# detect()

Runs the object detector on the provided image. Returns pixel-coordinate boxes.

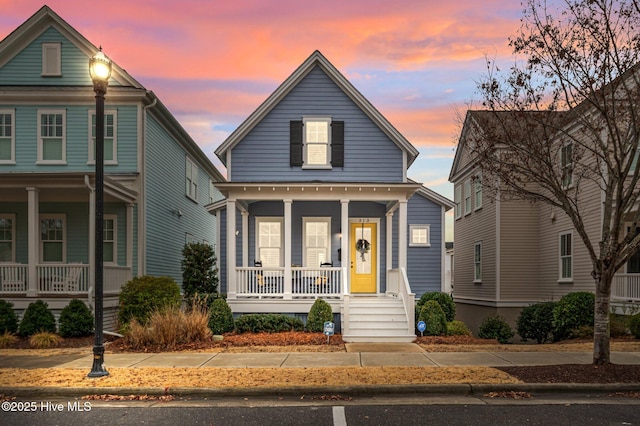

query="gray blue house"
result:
[0,6,224,329]
[209,51,454,342]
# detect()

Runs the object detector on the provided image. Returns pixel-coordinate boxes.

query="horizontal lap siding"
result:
[145,116,217,285]
[407,195,443,296]
[230,67,403,182]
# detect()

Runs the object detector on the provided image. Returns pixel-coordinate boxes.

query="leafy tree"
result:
[181,242,218,301]
[470,0,640,364]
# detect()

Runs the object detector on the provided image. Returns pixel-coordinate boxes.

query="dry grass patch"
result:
[0,366,521,389]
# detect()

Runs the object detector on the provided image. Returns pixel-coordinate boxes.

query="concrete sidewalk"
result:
[2,343,640,369]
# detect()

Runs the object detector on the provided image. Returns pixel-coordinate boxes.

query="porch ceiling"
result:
[214,182,422,202]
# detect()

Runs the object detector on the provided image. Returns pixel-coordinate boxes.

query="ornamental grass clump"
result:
[0,331,17,349]
[29,331,61,349]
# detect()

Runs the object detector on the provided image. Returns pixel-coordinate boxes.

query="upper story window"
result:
[290,119,344,168]
[0,214,15,262]
[454,185,461,219]
[42,42,61,76]
[186,157,198,202]
[89,110,117,164]
[209,180,216,204]
[410,224,431,247]
[464,179,472,215]
[474,173,482,210]
[474,241,482,282]
[37,110,66,164]
[561,143,573,188]
[0,110,15,164]
[559,231,573,281]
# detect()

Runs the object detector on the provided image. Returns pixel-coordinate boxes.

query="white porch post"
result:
[386,210,394,272]
[340,200,349,288]
[241,210,249,267]
[283,199,292,299]
[26,187,39,296]
[398,199,408,271]
[226,199,237,299]
[126,203,134,270]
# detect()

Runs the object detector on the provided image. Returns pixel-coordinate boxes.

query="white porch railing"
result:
[235,266,343,299]
[387,268,416,334]
[612,274,640,301]
[0,264,28,292]
[104,265,133,293]
[38,264,89,294]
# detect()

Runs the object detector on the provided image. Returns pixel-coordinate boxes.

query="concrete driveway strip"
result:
[425,352,514,367]
[282,352,361,368]
[360,352,438,367]
[202,353,288,368]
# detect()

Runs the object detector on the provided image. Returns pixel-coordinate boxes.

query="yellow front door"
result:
[350,222,377,293]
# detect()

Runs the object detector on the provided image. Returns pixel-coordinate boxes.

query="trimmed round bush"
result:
[446,320,472,336]
[630,313,640,339]
[416,292,456,322]
[516,302,557,343]
[478,315,514,344]
[418,300,448,336]
[306,299,333,332]
[118,276,181,329]
[552,292,595,341]
[0,299,19,334]
[18,300,56,337]
[59,299,94,338]
[209,297,234,335]
[234,314,304,333]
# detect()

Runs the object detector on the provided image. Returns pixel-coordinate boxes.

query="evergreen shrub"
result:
[18,300,56,337]
[117,276,181,329]
[478,315,514,344]
[306,299,333,332]
[418,300,448,336]
[0,299,19,334]
[58,299,94,338]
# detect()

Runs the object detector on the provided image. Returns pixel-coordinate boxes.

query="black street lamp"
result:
[88,47,112,378]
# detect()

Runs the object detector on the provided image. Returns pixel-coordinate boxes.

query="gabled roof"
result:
[415,185,455,211]
[215,50,420,167]
[0,5,143,89]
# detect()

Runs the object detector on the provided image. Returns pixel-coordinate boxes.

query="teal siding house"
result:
[0,7,224,329]
[210,51,454,342]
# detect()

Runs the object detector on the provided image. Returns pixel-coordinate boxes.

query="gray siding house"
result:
[0,6,224,329]
[209,51,454,342]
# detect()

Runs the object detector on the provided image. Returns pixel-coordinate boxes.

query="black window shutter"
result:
[331,121,344,167]
[290,120,303,166]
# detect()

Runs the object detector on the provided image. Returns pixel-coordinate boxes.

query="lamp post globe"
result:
[88,47,112,378]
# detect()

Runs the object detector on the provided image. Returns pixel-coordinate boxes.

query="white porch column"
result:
[226,199,237,299]
[241,210,249,267]
[340,200,349,290]
[26,187,39,296]
[398,199,408,271]
[126,203,134,271]
[283,199,292,299]
[386,210,394,272]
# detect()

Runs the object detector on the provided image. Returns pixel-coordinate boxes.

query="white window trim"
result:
[103,215,117,265]
[209,179,215,204]
[561,142,573,189]
[37,109,66,164]
[255,217,284,267]
[39,214,66,263]
[88,110,118,165]
[558,231,573,282]
[454,185,461,219]
[186,157,198,202]
[474,172,482,210]
[0,109,15,164]
[474,241,482,283]
[302,116,332,169]
[41,42,61,77]
[303,217,331,266]
[409,224,431,247]
[464,179,472,215]
[0,214,16,263]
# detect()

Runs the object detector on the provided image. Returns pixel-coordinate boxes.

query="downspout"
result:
[140,95,158,276]
[84,175,95,312]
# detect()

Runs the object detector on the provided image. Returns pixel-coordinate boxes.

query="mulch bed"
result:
[498,364,640,384]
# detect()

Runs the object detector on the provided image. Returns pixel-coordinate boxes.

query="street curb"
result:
[1,383,639,398]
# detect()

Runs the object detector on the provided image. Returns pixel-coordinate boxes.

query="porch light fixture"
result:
[88,47,112,378]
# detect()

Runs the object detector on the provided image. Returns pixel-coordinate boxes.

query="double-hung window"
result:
[559,231,573,281]
[464,179,472,215]
[257,218,283,267]
[410,224,431,247]
[103,216,116,264]
[0,110,15,164]
[38,110,66,164]
[40,215,65,262]
[89,110,117,164]
[0,214,15,262]
[474,242,482,282]
[304,218,330,266]
[454,185,461,219]
[474,173,482,210]
[186,157,198,201]
[561,143,573,188]
[304,117,331,168]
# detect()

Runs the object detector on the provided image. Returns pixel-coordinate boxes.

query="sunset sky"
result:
[1,1,539,240]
